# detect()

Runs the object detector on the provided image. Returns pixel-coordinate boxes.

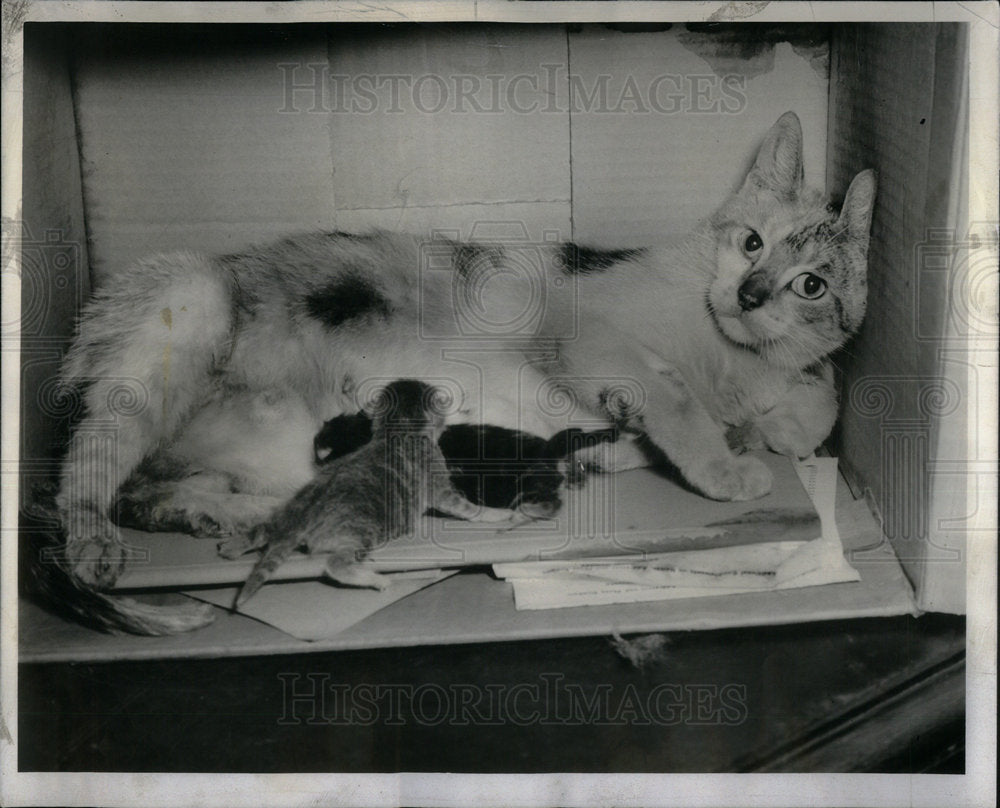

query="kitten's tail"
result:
[235,527,295,607]
[22,497,216,636]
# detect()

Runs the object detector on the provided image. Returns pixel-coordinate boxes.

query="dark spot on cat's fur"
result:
[453,243,504,279]
[305,275,390,329]
[559,243,644,275]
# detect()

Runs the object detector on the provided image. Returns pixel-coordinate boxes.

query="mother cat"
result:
[54,112,875,626]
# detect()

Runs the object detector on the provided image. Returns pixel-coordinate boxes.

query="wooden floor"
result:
[19,613,964,773]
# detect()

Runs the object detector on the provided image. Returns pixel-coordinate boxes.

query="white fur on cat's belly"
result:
[169,390,320,496]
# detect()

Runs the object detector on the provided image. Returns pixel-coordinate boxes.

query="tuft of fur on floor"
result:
[609,632,671,669]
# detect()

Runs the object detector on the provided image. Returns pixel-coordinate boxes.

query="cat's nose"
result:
[738,272,771,311]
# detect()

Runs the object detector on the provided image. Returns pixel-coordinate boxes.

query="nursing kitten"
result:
[50,111,875,633]
[218,380,519,605]
[315,414,619,515]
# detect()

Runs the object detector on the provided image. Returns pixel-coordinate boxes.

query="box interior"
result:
[18,21,968,659]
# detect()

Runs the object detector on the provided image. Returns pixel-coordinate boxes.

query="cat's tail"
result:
[22,496,216,636]
[234,525,295,607]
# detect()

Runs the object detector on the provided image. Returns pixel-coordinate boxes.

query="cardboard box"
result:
[14,20,979,661]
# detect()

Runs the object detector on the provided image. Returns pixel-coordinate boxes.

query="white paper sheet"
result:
[494,457,860,610]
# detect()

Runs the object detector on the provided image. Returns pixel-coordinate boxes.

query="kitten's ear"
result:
[743,111,804,197]
[838,169,878,249]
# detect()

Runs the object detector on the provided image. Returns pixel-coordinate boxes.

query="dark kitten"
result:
[315,414,619,514]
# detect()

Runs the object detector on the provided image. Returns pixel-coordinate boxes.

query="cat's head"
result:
[707,112,876,369]
[369,379,448,433]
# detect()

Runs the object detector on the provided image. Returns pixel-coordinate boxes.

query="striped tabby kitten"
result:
[219,380,519,604]
[49,111,874,633]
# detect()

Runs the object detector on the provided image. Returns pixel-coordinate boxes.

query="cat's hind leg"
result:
[116,472,286,537]
[56,252,234,586]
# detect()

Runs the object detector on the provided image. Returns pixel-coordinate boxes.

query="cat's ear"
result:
[743,111,804,197]
[838,169,878,249]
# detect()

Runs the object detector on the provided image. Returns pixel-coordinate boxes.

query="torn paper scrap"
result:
[495,456,859,610]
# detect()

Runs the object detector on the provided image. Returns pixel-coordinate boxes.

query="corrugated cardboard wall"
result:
[19,25,91,474]
[827,23,968,613]
[70,25,339,279]
[67,23,829,279]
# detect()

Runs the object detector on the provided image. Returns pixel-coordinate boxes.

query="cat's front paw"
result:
[690,455,772,501]
[725,423,765,455]
[757,417,822,459]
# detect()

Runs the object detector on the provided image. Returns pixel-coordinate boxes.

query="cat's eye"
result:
[743,231,764,256]
[790,272,827,299]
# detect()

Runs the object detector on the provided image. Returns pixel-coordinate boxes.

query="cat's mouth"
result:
[712,304,794,357]
[708,281,781,349]
[713,310,760,347]
[714,308,830,369]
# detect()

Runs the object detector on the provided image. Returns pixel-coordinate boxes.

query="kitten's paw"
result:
[519,499,560,520]
[218,524,268,559]
[691,455,772,501]
[325,562,391,590]
[570,438,647,475]
[217,535,254,559]
[493,500,560,532]
[466,505,523,523]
